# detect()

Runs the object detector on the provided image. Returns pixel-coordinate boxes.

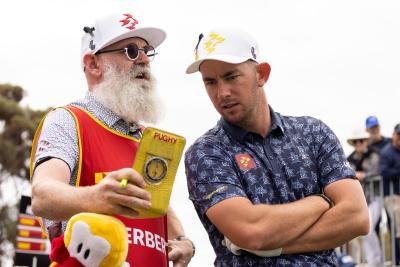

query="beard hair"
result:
[92,63,163,124]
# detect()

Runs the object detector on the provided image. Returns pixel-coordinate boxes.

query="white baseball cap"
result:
[81,12,166,68]
[186,28,260,74]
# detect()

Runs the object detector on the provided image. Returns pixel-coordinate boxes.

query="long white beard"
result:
[92,64,163,124]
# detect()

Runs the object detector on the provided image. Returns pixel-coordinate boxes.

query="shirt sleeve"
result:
[33,108,78,174]
[313,119,356,187]
[185,137,247,216]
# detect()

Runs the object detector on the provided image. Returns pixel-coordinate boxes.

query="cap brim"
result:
[186,54,252,74]
[347,137,368,145]
[97,27,166,53]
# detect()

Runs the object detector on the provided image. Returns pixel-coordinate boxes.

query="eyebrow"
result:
[203,69,240,82]
[221,70,239,78]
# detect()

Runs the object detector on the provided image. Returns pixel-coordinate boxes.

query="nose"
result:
[135,50,150,65]
[217,81,231,99]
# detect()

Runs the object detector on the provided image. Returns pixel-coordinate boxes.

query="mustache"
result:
[128,65,152,81]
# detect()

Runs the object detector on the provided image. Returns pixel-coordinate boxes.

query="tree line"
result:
[0,83,50,262]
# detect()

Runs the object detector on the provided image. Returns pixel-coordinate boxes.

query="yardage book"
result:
[132,127,186,218]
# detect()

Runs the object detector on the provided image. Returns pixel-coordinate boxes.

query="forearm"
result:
[167,207,186,238]
[282,181,369,253]
[251,195,329,249]
[166,206,195,262]
[32,178,92,221]
[282,203,364,253]
[209,195,329,251]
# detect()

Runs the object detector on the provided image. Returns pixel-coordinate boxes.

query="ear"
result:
[83,53,102,78]
[256,62,271,87]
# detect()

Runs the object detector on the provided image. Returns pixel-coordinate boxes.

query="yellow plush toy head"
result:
[64,213,128,267]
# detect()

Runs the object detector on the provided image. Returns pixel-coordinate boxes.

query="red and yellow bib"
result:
[31,105,168,267]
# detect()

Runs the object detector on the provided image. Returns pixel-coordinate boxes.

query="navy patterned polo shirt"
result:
[185,107,355,267]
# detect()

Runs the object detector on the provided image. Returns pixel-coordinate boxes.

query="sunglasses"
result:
[96,43,157,61]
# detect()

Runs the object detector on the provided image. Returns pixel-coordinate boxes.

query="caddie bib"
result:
[38,105,169,267]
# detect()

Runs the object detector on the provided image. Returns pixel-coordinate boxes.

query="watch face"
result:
[144,157,168,183]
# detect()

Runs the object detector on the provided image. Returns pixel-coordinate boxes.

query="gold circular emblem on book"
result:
[144,157,168,183]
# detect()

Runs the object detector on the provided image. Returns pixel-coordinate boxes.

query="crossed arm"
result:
[282,178,369,253]
[206,178,369,253]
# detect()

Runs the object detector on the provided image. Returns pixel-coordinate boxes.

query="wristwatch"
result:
[174,235,196,257]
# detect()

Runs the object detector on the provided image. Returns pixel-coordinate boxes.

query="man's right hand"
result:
[32,159,151,221]
[89,168,151,217]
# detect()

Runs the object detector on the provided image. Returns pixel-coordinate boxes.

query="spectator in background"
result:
[347,129,380,182]
[380,123,400,265]
[347,128,382,265]
[366,116,391,153]
[380,123,400,196]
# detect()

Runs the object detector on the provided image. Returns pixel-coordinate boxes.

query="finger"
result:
[112,204,140,218]
[109,168,146,188]
[113,192,151,210]
[117,183,151,201]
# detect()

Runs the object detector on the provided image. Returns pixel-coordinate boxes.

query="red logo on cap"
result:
[120,13,138,30]
[235,153,256,171]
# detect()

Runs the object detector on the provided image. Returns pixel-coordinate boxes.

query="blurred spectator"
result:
[347,128,380,183]
[380,123,400,265]
[380,123,400,196]
[366,116,391,153]
[347,128,383,265]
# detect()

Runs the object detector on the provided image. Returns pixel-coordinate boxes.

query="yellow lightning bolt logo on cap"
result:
[204,33,225,55]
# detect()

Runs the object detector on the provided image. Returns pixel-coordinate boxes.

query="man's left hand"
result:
[168,238,194,267]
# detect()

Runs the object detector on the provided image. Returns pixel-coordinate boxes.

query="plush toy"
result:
[49,213,128,267]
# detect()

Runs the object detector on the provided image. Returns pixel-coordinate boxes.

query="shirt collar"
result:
[83,91,127,128]
[218,106,284,142]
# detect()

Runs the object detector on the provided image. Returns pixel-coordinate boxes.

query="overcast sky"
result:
[1,0,400,266]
